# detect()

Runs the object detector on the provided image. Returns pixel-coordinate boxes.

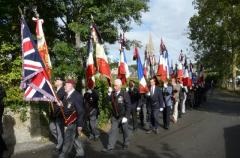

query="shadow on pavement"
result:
[12,128,183,158]
[224,125,240,158]
[84,142,182,158]
[195,90,240,116]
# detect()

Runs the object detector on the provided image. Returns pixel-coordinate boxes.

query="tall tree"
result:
[0,0,149,107]
[188,0,240,90]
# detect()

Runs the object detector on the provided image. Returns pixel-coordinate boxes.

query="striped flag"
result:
[91,24,111,83]
[118,49,130,85]
[157,39,168,81]
[133,47,149,93]
[157,53,167,81]
[118,33,130,85]
[20,18,56,102]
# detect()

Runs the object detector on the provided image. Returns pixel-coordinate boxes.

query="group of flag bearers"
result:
[19,9,208,158]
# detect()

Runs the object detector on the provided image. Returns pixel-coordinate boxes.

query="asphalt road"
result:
[12,89,240,158]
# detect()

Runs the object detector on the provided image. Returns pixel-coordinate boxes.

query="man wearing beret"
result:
[59,79,85,158]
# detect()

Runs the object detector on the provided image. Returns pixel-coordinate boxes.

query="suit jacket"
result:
[84,89,99,116]
[128,87,139,109]
[63,90,85,127]
[163,86,173,107]
[51,87,66,118]
[109,90,130,119]
[149,86,164,109]
[57,87,66,101]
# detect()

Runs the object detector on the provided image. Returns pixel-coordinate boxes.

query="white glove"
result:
[159,108,164,112]
[121,117,128,124]
[147,92,151,96]
[57,101,63,107]
[108,87,113,92]
[87,89,92,93]
[126,87,129,92]
[137,107,141,111]
[108,87,113,95]
[164,83,167,88]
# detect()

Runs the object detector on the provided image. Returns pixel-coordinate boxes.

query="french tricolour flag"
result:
[118,49,130,85]
[133,47,149,93]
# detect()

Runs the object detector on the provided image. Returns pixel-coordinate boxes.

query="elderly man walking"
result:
[102,79,131,152]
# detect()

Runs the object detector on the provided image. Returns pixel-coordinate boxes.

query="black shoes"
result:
[146,128,159,134]
[164,125,169,130]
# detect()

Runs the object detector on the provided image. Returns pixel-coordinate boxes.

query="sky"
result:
[107,0,197,65]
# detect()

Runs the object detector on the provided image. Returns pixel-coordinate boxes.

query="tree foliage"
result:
[0,0,149,124]
[188,0,240,88]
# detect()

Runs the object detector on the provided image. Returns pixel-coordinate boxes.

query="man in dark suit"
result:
[59,79,85,158]
[84,87,99,140]
[102,79,131,152]
[49,77,65,153]
[127,80,139,131]
[146,77,164,134]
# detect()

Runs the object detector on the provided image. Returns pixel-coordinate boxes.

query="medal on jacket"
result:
[67,102,72,109]
[118,96,123,104]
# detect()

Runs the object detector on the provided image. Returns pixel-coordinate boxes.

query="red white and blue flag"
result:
[20,18,56,102]
[118,49,130,85]
[157,39,169,81]
[183,57,191,87]
[133,47,149,93]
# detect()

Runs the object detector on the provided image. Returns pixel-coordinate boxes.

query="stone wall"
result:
[2,106,49,144]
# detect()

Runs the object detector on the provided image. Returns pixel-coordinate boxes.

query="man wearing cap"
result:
[102,79,131,152]
[49,77,65,153]
[59,79,85,158]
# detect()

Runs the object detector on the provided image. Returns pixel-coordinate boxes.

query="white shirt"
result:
[151,85,155,95]
[67,89,75,98]
[56,86,62,92]
[115,90,120,96]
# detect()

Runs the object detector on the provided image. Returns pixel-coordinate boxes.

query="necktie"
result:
[151,87,154,95]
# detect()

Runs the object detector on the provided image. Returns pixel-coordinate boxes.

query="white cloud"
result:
[107,0,197,65]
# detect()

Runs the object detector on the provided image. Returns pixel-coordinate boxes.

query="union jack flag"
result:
[20,18,56,102]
